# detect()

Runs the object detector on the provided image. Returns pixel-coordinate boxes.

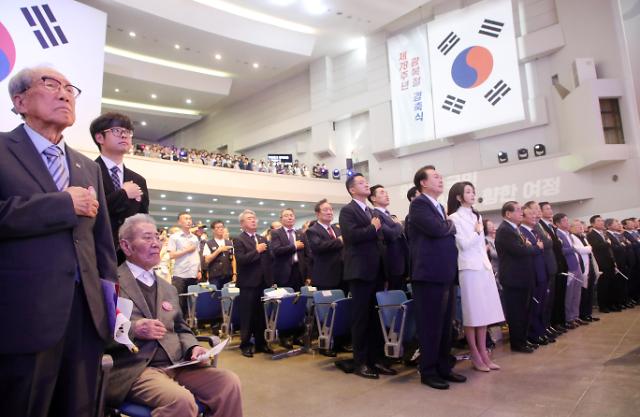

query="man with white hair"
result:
[0,66,117,416]
[233,210,274,357]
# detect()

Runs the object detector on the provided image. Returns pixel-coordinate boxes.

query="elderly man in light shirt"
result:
[168,212,202,316]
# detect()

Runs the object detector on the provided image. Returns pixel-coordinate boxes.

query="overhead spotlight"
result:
[185,98,192,104]
[160,194,166,198]
[252,62,260,69]
[187,195,193,200]
[163,217,167,221]
[497,151,508,164]
[129,31,136,37]
[114,88,120,93]
[208,209,213,213]
[141,121,147,126]
[174,44,180,49]
[161,207,167,210]
[185,208,191,212]
[150,93,157,99]
[534,144,546,157]
[346,170,354,177]
[517,148,529,160]
[332,169,341,180]
[258,201,264,205]
[214,53,222,60]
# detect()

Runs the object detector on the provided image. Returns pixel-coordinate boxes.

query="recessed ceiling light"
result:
[186,208,191,212]
[185,98,192,104]
[192,0,316,34]
[230,211,235,215]
[129,31,136,37]
[300,204,305,208]
[163,217,168,221]
[160,194,166,198]
[236,200,242,204]
[280,202,285,206]
[104,46,232,78]
[302,0,328,15]
[161,207,167,210]
[150,93,157,99]
[212,198,218,202]
[206,219,211,223]
[140,121,147,126]
[174,44,180,49]
[214,53,222,60]
[187,196,193,200]
[114,88,120,92]
[270,212,275,216]
[208,209,213,213]
[258,201,264,205]
[252,62,260,69]
[164,226,168,229]
[225,220,230,223]
[263,221,268,224]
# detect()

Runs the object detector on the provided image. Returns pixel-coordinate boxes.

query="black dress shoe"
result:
[580,316,593,322]
[374,362,397,376]
[319,349,337,357]
[421,375,449,390]
[544,335,556,343]
[512,345,535,353]
[440,372,467,383]
[241,348,253,358]
[354,364,379,379]
[526,341,539,349]
[564,322,577,329]
[590,316,601,321]
[529,337,548,346]
[600,308,611,313]
[575,319,589,325]
[256,345,275,354]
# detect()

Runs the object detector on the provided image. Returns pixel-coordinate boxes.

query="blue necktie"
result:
[110,166,121,189]
[42,145,69,191]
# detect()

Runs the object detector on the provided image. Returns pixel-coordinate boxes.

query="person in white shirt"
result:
[168,212,201,316]
[447,182,504,372]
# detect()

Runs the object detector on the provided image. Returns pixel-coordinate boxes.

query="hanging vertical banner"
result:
[0,0,106,151]
[427,0,524,138]
[387,24,435,147]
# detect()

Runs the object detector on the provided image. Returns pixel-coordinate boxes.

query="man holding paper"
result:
[106,214,242,417]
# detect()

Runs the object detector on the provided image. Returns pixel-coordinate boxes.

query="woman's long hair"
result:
[447,181,480,221]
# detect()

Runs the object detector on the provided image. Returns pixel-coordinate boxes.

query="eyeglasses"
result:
[38,76,82,98]
[102,127,134,138]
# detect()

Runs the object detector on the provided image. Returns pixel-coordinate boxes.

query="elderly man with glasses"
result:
[0,66,118,416]
[90,112,149,264]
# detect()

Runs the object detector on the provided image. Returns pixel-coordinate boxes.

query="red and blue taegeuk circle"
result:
[451,46,493,89]
[0,22,16,83]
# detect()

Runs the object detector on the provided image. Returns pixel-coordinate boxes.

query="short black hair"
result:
[413,165,436,192]
[89,112,134,150]
[314,198,328,213]
[589,215,601,225]
[539,202,551,210]
[345,173,364,196]
[406,186,419,202]
[211,220,224,229]
[177,212,190,220]
[501,201,518,218]
[368,184,384,204]
[552,213,567,225]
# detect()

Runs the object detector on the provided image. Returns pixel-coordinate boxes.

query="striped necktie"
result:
[110,166,121,189]
[42,145,69,191]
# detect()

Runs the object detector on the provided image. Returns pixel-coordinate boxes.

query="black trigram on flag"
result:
[479,19,504,37]
[442,95,466,114]
[21,5,68,49]
[484,80,511,105]
[437,32,460,56]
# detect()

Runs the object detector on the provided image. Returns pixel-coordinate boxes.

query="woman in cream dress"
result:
[448,182,505,372]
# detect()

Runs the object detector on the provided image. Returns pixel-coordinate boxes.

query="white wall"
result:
[165,0,640,221]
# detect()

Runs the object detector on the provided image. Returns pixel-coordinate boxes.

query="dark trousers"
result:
[412,281,455,377]
[277,265,303,292]
[542,270,556,328]
[528,280,548,338]
[551,273,567,325]
[0,283,104,417]
[597,270,614,309]
[387,274,405,291]
[172,276,198,317]
[238,286,267,350]
[580,271,596,318]
[612,271,628,305]
[349,278,385,367]
[503,285,532,348]
[209,274,232,289]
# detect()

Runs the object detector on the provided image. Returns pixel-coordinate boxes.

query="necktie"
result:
[287,229,298,263]
[110,166,121,190]
[327,226,336,239]
[42,145,69,191]
[365,207,373,220]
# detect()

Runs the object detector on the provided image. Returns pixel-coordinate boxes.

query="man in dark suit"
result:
[369,185,409,290]
[269,208,307,291]
[533,202,559,340]
[587,215,617,313]
[622,218,640,303]
[0,66,118,416]
[539,202,568,334]
[408,165,465,390]
[339,173,395,379]
[305,199,344,291]
[106,214,242,416]
[233,209,274,358]
[90,112,149,265]
[495,201,543,353]
[605,218,632,310]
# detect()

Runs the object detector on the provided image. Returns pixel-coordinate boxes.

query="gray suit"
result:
[106,263,199,406]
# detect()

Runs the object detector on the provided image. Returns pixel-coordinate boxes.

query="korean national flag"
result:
[427,0,524,138]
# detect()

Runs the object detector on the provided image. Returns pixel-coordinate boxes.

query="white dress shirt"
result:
[126,261,156,287]
[100,155,124,187]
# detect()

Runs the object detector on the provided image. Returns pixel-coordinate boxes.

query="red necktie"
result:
[327,226,336,239]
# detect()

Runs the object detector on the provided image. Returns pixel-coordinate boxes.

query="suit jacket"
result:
[495,221,540,289]
[0,125,117,354]
[105,263,199,405]
[269,227,308,286]
[557,229,581,273]
[535,222,557,278]
[373,208,409,277]
[587,230,615,272]
[539,220,568,274]
[407,194,458,284]
[233,232,272,288]
[520,226,548,286]
[607,231,629,272]
[305,222,343,288]
[449,208,492,271]
[95,157,149,249]
[338,200,385,282]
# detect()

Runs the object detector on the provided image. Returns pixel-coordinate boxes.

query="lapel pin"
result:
[75,162,81,168]
[161,301,173,311]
